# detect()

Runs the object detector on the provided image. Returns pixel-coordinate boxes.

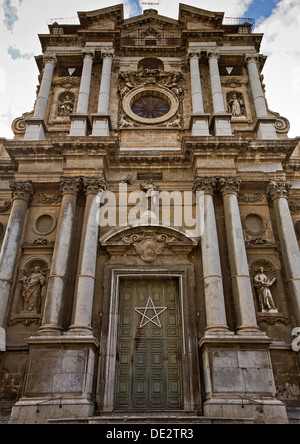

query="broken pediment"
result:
[77,4,124,31]
[179,4,224,31]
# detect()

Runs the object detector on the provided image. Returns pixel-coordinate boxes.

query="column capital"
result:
[193,177,217,195]
[101,48,115,60]
[267,180,291,202]
[207,49,220,60]
[60,177,82,197]
[43,53,57,67]
[82,177,107,195]
[82,48,95,60]
[218,176,242,196]
[187,49,201,61]
[245,52,259,64]
[9,180,33,204]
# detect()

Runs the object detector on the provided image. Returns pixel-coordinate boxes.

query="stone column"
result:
[245,53,277,139]
[0,181,33,350]
[194,177,231,335]
[68,177,106,335]
[39,177,81,335]
[188,50,210,136]
[207,50,232,136]
[219,177,261,335]
[268,180,300,325]
[69,50,94,137]
[92,49,115,136]
[24,54,57,140]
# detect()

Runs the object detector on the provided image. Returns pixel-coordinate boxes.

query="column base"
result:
[210,113,232,136]
[199,335,288,423]
[9,334,99,423]
[255,117,277,140]
[191,114,210,136]
[9,397,94,424]
[24,118,46,140]
[91,114,111,136]
[69,114,91,137]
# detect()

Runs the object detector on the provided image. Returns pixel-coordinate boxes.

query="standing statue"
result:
[227,92,245,117]
[19,266,46,313]
[254,267,278,313]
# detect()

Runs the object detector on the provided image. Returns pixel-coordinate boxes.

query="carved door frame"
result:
[100,268,201,414]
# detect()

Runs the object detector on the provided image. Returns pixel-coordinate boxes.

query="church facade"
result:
[0,4,300,424]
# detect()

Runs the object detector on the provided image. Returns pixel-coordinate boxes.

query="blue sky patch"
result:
[1,0,19,30]
[243,0,280,24]
[128,0,143,18]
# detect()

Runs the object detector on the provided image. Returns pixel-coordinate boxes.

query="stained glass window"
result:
[131,95,170,119]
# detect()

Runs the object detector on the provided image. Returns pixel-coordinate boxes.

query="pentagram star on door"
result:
[134,296,167,329]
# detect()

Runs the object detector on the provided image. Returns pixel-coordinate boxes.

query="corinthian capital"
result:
[245,52,259,64]
[10,181,33,204]
[60,177,82,197]
[218,177,242,196]
[101,48,115,59]
[43,53,57,67]
[193,177,217,195]
[207,49,220,60]
[82,177,107,195]
[268,180,291,202]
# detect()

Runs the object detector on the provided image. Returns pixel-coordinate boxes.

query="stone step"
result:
[47,414,255,424]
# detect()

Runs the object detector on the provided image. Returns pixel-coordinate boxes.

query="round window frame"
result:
[33,214,57,236]
[243,213,266,236]
[123,85,179,125]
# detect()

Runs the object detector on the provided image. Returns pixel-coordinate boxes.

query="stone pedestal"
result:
[91,114,111,137]
[9,335,98,424]
[199,336,289,424]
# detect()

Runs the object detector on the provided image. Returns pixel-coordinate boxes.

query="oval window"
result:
[131,95,170,119]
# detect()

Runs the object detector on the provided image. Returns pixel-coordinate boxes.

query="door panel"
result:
[115,279,183,411]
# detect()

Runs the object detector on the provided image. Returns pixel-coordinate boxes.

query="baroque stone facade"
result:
[1,4,300,424]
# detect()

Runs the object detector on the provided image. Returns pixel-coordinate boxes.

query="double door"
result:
[115,279,183,411]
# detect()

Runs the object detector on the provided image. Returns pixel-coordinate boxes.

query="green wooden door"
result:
[115,279,183,411]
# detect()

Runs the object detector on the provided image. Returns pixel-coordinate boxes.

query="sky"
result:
[0,0,299,139]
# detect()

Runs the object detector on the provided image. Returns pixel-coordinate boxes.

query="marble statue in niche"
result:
[227,91,245,117]
[57,92,74,117]
[19,266,46,313]
[254,267,278,313]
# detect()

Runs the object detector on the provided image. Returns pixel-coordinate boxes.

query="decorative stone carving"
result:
[268,180,291,202]
[238,193,264,203]
[193,177,217,195]
[254,267,278,313]
[0,200,12,213]
[245,237,276,247]
[57,91,74,117]
[226,91,246,117]
[218,176,241,196]
[19,261,47,314]
[289,201,300,213]
[123,231,175,263]
[59,176,82,197]
[82,177,107,195]
[118,70,184,129]
[10,180,33,204]
[37,192,62,205]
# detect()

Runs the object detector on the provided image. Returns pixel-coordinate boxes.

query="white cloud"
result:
[256,0,300,137]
